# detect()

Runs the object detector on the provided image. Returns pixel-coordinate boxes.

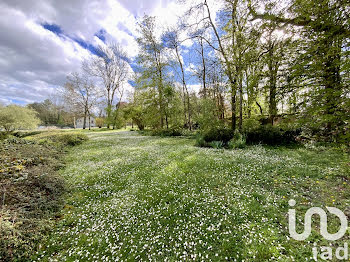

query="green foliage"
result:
[242,118,261,132]
[59,133,89,146]
[195,133,208,147]
[13,130,43,138]
[195,127,234,148]
[110,109,126,129]
[195,99,222,131]
[95,118,105,128]
[0,131,9,140]
[0,105,41,132]
[151,128,183,137]
[245,125,300,145]
[228,131,247,149]
[0,136,67,261]
[27,99,72,127]
[34,131,350,261]
[29,131,89,147]
[209,140,224,149]
[202,127,233,145]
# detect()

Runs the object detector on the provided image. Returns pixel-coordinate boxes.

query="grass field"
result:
[34,130,349,261]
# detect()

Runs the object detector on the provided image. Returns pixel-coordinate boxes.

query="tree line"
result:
[1,0,348,143]
[123,0,349,143]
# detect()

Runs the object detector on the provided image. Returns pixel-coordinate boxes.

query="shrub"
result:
[29,132,89,147]
[242,118,260,132]
[202,127,233,144]
[0,105,40,131]
[245,125,301,145]
[13,130,43,138]
[95,117,105,128]
[150,128,184,137]
[209,140,224,149]
[228,132,246,149]
[0,131,9,140]
[57,133,89,146]
[195,128,234,148]
[195,134,208,147]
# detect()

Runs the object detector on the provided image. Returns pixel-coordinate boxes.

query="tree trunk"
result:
[268,42,278,125]
[199,38,207,98]
[175,46,190,129]
[83,109,87,129]
[323,37,342,136]
[230,79,237,131]
[256,101,263,115]
[238,73,243,131]
[88,114,91,130]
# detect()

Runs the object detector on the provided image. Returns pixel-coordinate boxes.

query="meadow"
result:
[26,130,349,261]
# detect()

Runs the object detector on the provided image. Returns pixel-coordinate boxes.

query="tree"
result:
[202,0,239,130]
[248,0,350,140]
[136,15,170,129]
[83,43,129,128]
[0,105,40,132]
[95,117,105,128]
[63,72,100,130]
[162,28,192,129]
[260,26,291,125]
[27,99,71,126]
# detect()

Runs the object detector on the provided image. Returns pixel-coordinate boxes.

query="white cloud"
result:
[0,0,220,105]
[0,2,94,104]
[187,84,201,93]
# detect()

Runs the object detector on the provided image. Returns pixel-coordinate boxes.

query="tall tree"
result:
[248,0,350,140]
[63,73,99,129]
[83,44,129,128]
[136,16,169,128]
[162,28,192,129]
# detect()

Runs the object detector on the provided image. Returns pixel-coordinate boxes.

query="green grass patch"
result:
[33,131,349,261]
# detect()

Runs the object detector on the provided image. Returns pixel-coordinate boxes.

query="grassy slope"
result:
[35,131,349,261]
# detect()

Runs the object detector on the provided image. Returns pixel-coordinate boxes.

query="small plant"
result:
[195,134,208,147]
[228,131,246,149]
[0,131,9,140]
[209,140,224,149]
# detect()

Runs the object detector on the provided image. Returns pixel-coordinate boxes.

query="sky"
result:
[0,0,224,106]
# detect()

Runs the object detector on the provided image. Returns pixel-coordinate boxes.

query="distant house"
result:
[75,117,96,129]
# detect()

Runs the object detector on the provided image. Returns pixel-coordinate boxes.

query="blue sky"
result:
[0,0,222,105]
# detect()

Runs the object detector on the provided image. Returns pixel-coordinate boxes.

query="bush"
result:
[29,132,89,147]
[195,128,234,148]
[0,131,9,140]
[150,128,185,137]
[57,133,89,146]
[0,105,40,131]
[195,133,208,147]
[13,130,43,138]
[228,132,246,149]
[242,118,260,132]
[245,125,301,145]
[202,127,233,144]
[209,141,224,149]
